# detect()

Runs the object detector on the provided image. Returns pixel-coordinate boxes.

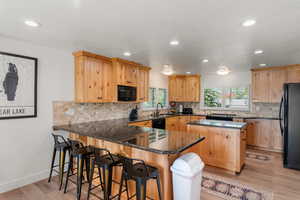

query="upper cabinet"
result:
[168,74,201,102]
[137,66,150,102]
[112,58,139,87]
[73,51,150,103]
[74,51,116,103]
[252,65,300,103]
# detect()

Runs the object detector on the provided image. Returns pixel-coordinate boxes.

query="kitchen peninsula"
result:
[53,118,205,200]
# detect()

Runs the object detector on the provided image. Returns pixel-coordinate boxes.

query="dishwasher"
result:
[152,118,166,129]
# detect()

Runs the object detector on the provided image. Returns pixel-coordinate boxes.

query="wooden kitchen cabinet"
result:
[287,67,300,83]
[137,66,150,102]
[74,51,151,103]
[74,51,116,103]
[252,70,270,102]
[112,58,139,87]
[252,65,300,103]
[166,117,179,131]
[168,75,201,102]
[246,119,282,152]
[186,125,246,173]
[166,115,206,132]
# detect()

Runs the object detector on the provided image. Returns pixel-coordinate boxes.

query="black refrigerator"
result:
[280,83,300,170]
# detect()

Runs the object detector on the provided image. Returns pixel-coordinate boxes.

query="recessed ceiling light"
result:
[161,64,175,76]
[217,66,231,76]
[24,20,40,27]
[202,59,209,63]
[254,49,264,55]
[259,64,267,67]
[170,40,179,46]
[123,52,131,56]
[242,19,256,27]
[186,72,191,74]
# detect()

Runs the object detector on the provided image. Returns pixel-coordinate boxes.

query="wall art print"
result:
[0,51,37,119]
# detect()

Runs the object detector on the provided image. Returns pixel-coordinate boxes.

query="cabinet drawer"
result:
[128,120,152,128]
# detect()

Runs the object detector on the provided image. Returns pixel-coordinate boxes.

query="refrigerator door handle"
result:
[279,96,284,136]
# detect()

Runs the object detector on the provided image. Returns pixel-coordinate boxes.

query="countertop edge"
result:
[53,126,205,155]
[187,122,247,129]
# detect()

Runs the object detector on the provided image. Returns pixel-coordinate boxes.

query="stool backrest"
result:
[92,147,115,162]
[51,133,67,145]
[67,139,84,151]
[121,157,150,177]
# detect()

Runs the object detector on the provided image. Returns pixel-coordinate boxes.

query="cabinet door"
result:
[246,119,272,148]
[166,117,179,131]
[85,57,103,102]
[175,76,185,101]
[190,116,205,121]
[270,69,287,103]
[101,60,115,102]
[252,71,270,102]
[124,64,138,86]
[185,76,200,102]
[137,69,149,102]
[178,116,191,132]
[212,130,236,168]
[270,120,283,151]
[168,76,176,102]
[128,120,152,128]
[287,68,300,83]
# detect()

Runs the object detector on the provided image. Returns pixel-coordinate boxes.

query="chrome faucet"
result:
[154,103,163,117]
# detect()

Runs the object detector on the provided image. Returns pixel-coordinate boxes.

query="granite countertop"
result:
[53,118,205,155]
[128,113,279,123]
[188,119,247,129]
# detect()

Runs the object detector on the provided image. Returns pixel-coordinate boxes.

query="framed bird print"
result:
[0,51,37,119]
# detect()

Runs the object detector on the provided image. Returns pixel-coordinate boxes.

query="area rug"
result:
[202,172,273,200]
[246,151,273,162]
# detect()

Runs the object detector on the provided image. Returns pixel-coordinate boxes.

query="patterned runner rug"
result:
[246,151,273,162]
[202,172,273,200]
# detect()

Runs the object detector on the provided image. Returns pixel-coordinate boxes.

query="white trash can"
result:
[170,153,204,200]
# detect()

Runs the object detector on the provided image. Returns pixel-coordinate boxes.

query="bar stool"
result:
[118,157,162,200]
[64,139,93,200]
[87,147,122,200]
[48,133,71,190]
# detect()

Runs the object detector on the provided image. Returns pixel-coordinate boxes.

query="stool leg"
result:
[125,177,130,199]
[98,167,104,191]
[118,169,124,200]
[48,147,57,183]
[64,154,73,193]
[85,156,91,183]
[59,148,67,190]
[102,166,113,200]
[156,174,163,200]
[77,155,84,200]
[87,159,95,200]
[136,178,147,200]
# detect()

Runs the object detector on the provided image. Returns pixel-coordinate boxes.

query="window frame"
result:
[141,87,169,110]
[201,85,251,111]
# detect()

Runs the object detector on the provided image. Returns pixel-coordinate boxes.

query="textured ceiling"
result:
[1,0,300,74]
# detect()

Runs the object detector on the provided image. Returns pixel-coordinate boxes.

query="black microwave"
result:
[118,85,137,101]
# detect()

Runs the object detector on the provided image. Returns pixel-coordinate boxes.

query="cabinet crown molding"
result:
[251,64,300,71]
[73,50,112,62]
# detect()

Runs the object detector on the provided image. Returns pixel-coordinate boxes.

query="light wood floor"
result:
[1,149,300,200]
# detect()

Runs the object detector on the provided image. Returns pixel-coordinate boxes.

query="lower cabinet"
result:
[166,116,205,132]
[246,119,282,152]
[186,125,246,173]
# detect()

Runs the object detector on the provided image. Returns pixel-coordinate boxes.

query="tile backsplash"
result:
[53,101,280,125]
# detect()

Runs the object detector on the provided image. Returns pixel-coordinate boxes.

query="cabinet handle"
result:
[97,97,103,100]
[127,81,132,84]
[226,135,229,139]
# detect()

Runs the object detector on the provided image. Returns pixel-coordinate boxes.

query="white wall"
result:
[0,36,73,193]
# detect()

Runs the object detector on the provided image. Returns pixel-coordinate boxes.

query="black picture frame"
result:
[0,51,38,120]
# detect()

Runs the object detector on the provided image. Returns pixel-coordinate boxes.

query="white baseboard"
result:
[0,169,49,193]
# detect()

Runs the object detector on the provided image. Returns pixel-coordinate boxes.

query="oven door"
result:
[118,85,137,101]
